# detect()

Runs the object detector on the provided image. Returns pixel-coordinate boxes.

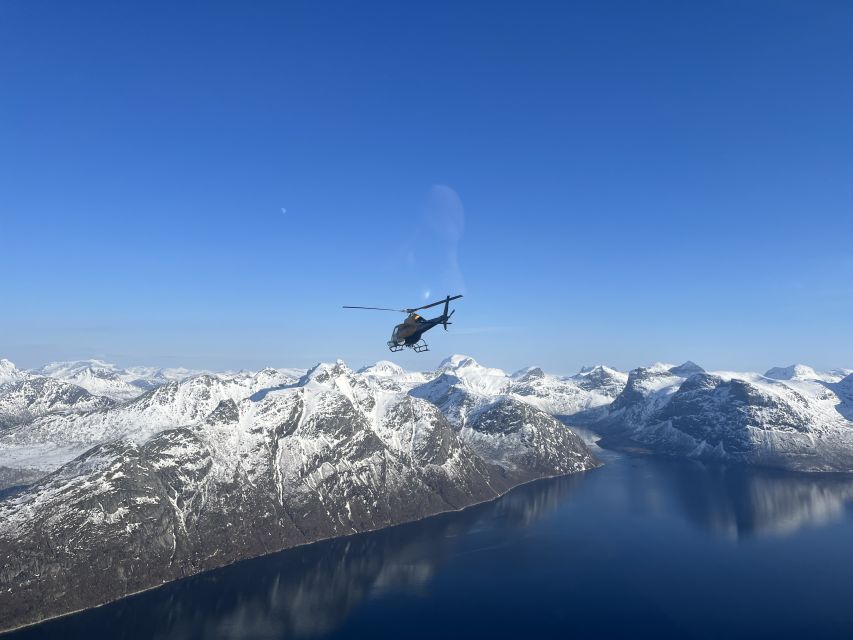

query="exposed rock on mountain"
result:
[463,398,598,478]
[408,357,602,478]
[0,376,115,429]
[594,363,853,472]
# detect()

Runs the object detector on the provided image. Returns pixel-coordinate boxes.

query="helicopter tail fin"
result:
[444,308,455,330]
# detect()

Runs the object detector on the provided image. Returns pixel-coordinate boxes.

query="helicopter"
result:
[343,294,463,352]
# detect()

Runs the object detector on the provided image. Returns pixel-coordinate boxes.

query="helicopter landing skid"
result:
[412,340,429,353]
[387,341,405,352]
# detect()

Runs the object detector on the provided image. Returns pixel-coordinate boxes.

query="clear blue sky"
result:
[1,1,851,374]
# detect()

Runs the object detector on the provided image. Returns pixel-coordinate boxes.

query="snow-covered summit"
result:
[300,360,354,386]
[435,355,511,396]
[438,354,480,370]
[572,365,627,385]
[765,364,818,381]
[0,360,29,386]
[764,364,821,381]
[358,360,406,376]
[511,366,545,381]
[357,360,428,390]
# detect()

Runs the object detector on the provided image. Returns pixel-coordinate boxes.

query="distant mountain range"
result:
[594,361,853,472]
[0,354,851,632]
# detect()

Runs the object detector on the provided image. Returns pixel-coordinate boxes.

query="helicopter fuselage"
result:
[388,312,449,352]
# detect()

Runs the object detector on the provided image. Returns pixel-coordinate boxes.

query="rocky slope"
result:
[0,376,115,430]
[408,356,602,476]
[0,369,120,488]
[593,362,853,472]
[0,358,599,632]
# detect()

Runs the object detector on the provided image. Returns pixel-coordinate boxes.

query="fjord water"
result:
[10,448,853,640]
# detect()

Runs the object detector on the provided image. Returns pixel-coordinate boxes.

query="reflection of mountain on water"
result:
[490,473,585,528]
[14,474,586,640]
[634,457,853,539]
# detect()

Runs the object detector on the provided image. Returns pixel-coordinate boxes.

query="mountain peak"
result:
[576,364,619,377]
[0,358,27,385]
[764,364,819,381]
[439,354,480,370]
[668,361,705,377]
[358,360,405,376]
[301,360,353,385]
[512,366,545,380]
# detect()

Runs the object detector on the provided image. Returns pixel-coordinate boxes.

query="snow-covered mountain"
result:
[594,362,853,472]
[410,355,626,426]
[0,355,615,491]
[0,359,29,386]
[357,360,429,392]
[764,363,822,381]
[512,364,627,419]
[4,351,853,632]
[30,359,206,400]
[0,369,300,477]
[763,363,853,384]
[0,356,599,632]
[0,377,115,430]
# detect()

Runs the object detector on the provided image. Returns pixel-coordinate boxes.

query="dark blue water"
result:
[9,448,853,639]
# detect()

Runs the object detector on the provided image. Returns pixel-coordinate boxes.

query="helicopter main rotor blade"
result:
[405,294,463,313]
[342,306,406,312]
